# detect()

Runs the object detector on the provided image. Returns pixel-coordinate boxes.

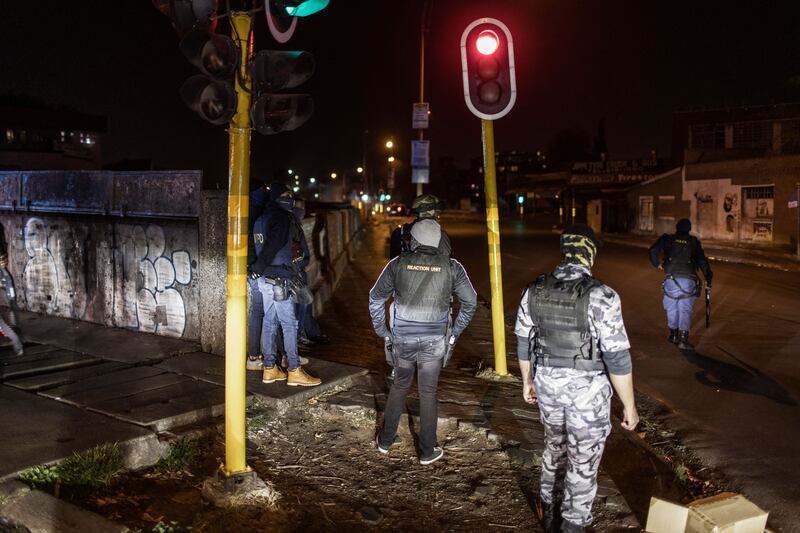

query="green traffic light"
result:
[285,0,329,17]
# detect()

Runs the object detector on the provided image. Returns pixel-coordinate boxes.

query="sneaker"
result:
[376,435,390,454]
[419,447,444,465]
[287,367,321,387]
[246,357,263,371]
[262,365,287,383]
[281,355,310,367]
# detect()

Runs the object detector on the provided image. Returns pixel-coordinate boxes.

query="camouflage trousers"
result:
[534,366,612,527]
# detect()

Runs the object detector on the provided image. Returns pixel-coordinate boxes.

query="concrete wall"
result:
[0,171,202,339]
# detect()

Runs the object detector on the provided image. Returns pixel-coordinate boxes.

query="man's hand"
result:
[620,405,639,431]
[522,381,537,405]
[248,270,260,280]
[657,264,663,271]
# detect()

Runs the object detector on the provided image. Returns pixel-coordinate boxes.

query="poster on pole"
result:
[412,103,430,129]
[412,168,429,184]
[411,140,430,168]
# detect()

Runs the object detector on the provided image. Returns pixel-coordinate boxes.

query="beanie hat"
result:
[676,218,692,233]
[560,224,598,268]
[410,219,442,248]
[268,182,290,202]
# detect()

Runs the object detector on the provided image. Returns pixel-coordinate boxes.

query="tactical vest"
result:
[664,234,696,279]
[393,248,453,324]
[253,209,299,272]
[528,273,605,371]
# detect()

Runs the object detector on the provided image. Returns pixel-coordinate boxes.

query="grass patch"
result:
[155,437,203,473]
[18,443,124,490]
[152,520,191,533]
[58,443,125,488]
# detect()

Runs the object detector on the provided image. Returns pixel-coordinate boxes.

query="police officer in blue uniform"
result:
[649,218,713,350]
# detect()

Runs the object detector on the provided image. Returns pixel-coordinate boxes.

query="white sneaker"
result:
[376,435,390,454]
[246,357,263,371]
[419,447,444,465]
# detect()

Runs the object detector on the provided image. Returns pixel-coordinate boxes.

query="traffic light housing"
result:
[251,50,315,134]
[169,0,218,36]
[178,30,239,125]
[460,18,517,120]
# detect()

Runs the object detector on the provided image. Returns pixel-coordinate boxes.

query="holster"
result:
[384,336,397,367]
[264,277,289,301]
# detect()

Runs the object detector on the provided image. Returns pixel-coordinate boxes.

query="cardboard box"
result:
[645,493,768,533]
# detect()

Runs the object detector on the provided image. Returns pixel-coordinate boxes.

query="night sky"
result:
[2,1,799,188]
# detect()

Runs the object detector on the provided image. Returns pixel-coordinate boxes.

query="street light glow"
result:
[330,172,337,179]
[310,177,316,184]
[293,186,300,193]
[385,140,393,149]
[476,30,499,55]
[388,156,395,162]
[288,169,294,175]
[357,166,363,173]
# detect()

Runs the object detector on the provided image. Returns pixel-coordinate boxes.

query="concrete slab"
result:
[0,350,101,381]
[0,343,61,359]
[154,351,225,385]
[0,385,152,479]
[17,311,199,364]
[4,361,132,392]
[248,357,368,406]
[43,371,191,406]
[39,366,167,401]
[0,488,130,533]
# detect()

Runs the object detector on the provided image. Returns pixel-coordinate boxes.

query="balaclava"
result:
[560,224,598,268]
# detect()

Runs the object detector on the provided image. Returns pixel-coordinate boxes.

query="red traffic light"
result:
[475,30,499,55]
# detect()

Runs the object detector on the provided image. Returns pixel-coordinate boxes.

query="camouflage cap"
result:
[411,194,441,217]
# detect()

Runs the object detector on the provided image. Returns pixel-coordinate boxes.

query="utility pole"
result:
[416,0,432,197]
[224,11,253,478]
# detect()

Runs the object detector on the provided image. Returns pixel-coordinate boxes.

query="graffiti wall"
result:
[0,215,200,339]
[0,170,202,339]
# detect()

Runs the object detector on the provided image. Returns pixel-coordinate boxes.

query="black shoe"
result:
[535,497,557,532]
[419,447,444,465]
[668,328,679,344]
[677,330,694,351]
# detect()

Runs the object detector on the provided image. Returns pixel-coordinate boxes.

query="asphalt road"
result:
[433,214,800,531]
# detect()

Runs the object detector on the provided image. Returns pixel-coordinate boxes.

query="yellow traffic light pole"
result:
[481,119,508,376]
[224,11,254,477]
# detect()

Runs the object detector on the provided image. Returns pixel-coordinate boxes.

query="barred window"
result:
[690,124,725,149]
[743,186,773,200]
[733,121,772,149]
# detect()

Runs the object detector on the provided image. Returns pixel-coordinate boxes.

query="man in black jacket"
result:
[251,182,320,387]
[388,194,451,259]
[649,218,713,350]
[369,219,476,465]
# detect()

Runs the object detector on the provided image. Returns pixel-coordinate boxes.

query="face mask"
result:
[277,197,295,211]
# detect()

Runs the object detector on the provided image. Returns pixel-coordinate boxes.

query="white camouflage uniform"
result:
[515,262,632,527]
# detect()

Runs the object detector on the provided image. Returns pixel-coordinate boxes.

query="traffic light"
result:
[168,0,219,36]
[178,30,239,125]
[460,18,517,120]
[266,0,330,43]
[250,50,315,134]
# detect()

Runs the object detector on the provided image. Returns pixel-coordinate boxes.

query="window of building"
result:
[743,186,773,200]
[733,121,772,149]
[4,129,13,143]
[510,165,518,172]
[690,124,725,149]
[639,196,654,231]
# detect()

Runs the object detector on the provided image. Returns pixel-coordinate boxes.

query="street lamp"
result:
[387,156,395,162]
[330,172,337,179]
[357,166,363,173]
[385,140,393,149]
[288,169,294,175]
[310,177,316,184]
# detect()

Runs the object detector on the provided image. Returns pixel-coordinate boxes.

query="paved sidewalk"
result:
[0,313,366,481]
[601,232,800,272]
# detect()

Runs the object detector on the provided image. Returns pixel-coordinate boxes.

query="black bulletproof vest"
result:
[394,248,453,324]
[665,234,697,279]
[528,273,605,371]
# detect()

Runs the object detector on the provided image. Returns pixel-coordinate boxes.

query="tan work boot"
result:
[287,367,321,387]
[262,365,287,383]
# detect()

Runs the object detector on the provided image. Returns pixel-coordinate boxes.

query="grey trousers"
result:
[534,366,612,527]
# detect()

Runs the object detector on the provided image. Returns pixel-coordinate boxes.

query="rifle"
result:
[705,285,711,328]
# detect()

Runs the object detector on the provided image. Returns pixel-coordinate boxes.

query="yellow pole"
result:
[481,119,508,376]
[224,11,253,477]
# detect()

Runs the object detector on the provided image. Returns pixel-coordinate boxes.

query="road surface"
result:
[430,214,800,531]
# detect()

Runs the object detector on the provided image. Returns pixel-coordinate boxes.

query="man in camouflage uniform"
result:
[515,224,639,532]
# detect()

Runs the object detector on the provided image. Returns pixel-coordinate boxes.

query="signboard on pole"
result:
[412,103,429,129]
[412,168,429,184]
[411,140,430,168]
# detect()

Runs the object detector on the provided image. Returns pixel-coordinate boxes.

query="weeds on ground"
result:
[18,464,59,489]
[152,520,191,533]
[19,443,124,490]
[155,437,204,473]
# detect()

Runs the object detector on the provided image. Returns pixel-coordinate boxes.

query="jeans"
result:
[246,276,263,357]
[662,277,697,331]
[256,278,300,370]
[296,302,321,339]
[379,335,446,458]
